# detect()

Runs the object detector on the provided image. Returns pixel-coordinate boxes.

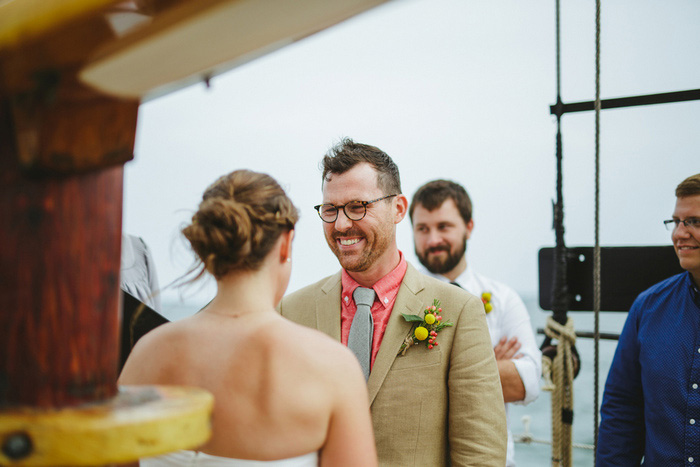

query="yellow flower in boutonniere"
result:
[414,326,429,341]
[398,299,454,355]
[481,292,493,313]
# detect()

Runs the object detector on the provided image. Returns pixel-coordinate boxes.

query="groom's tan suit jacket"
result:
[279,262,507,466]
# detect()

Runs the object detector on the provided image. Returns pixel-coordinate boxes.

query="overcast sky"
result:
[122,0,700,312]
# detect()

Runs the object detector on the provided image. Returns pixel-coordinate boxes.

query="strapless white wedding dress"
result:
[140,450,318,466]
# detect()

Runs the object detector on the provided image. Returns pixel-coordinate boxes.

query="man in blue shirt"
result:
[597,173,700,466]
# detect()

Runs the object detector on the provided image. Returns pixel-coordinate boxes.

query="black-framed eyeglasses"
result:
[314,194,398,223]
[663,218,700,231]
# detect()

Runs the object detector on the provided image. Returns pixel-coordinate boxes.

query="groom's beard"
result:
[416,235,467,275]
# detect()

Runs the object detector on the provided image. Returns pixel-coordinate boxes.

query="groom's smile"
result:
[338,237,361,246]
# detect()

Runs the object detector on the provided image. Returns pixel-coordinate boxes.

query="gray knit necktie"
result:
[349,287,375,380]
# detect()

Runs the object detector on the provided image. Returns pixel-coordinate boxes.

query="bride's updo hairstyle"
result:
[182,170,299,280]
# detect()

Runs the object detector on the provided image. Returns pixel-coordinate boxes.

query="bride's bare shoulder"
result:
[269,318,364,379]
[118,318,197,384]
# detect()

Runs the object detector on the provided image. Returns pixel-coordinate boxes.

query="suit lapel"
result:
[367,264,425,405]
[316,272,342,341]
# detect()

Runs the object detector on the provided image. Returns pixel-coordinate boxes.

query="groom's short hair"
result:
[321,137,402,196]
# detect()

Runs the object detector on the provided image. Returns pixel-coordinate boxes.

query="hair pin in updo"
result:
[275,211,281,220]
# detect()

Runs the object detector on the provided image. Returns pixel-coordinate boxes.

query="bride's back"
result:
[126,308,350,460]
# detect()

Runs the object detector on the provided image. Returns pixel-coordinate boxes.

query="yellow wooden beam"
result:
[0,0,120,49]
[0,385,213,466]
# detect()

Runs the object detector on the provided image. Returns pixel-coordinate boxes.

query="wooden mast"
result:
[0,3,212,465]
[0,16,137,409]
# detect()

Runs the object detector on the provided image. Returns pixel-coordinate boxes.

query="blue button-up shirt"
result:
[598,272,700,466]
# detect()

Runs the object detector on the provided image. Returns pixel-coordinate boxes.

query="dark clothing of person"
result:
[598,272,700,466]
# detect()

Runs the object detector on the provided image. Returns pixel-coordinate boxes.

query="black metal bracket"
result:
[539,245,683,312]
[550,88,700,116]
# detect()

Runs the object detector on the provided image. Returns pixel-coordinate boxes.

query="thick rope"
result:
[551,0,568,327]
[545,1,575,464]
[593,0,602,462]
[543,316,577,467]
[546,2,574,465]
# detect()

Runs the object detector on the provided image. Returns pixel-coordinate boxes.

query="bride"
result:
[119,170,377,466]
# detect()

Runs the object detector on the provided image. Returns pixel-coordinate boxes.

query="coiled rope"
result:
[543,316,577,466]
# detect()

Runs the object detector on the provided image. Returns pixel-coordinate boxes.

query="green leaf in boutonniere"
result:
[397,299,453,356]
[401,314,425,323]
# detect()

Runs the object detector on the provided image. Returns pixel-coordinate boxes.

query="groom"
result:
[279,139,506,466]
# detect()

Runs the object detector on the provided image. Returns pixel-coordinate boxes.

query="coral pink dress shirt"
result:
[340,252,408,369]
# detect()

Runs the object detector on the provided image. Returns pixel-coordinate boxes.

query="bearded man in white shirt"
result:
[410,179,542,467]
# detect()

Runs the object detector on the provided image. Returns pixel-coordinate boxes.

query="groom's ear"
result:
[393,194,408,224]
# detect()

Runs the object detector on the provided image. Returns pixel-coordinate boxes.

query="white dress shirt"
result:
[423,265,542,466]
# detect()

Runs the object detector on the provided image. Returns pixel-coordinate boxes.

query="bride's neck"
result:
[209,268,279,316]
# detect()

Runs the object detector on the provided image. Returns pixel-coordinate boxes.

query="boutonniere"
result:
[398,299,454,355]
[481,292,493,313]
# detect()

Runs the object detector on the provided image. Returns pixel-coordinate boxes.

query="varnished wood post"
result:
[0,5,213,461]
[0,96,125,409]
[0,77,214,466]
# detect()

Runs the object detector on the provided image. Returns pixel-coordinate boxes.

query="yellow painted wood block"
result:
[0,385,213,466]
